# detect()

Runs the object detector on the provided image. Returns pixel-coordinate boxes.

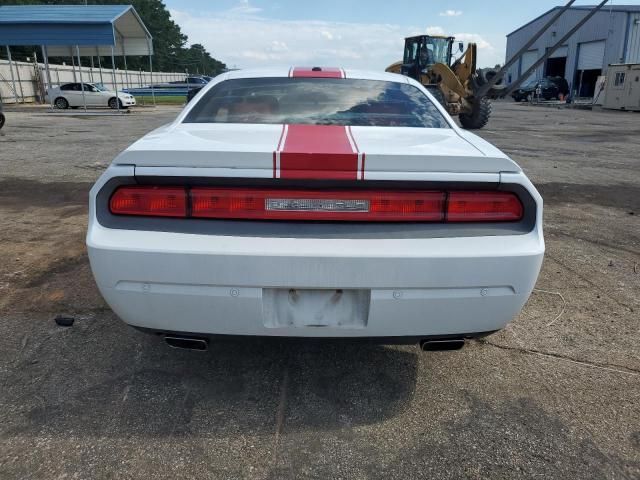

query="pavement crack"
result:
[169,384,192,437]
[549,231,640,257]
[477,339,640,376]
[545,253,638,313]
[272,364,290,469]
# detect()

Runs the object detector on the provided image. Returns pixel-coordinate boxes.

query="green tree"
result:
[179,43,226,76]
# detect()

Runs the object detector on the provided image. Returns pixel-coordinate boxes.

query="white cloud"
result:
[425,26,446,36]
[454,33,493,52]
[170,9,501,71]
[231,0,262,15]
[439,10,462,17]
[270,40,289,52]
[321,30,334,40]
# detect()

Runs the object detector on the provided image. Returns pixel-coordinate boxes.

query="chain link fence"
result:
[0,59,186,104]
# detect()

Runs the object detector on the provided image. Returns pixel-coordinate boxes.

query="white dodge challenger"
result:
[87,67,544,351]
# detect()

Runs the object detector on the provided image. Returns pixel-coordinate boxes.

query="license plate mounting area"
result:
[262,288,370,329]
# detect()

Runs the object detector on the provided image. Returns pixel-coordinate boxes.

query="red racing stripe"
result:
[273,124,287,177]
[290,67,345,78]
[276,125,359,180]
[346,126,365,180]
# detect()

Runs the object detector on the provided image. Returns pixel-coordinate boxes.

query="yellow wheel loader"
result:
[385,4,610,128]
[386,35,501,129]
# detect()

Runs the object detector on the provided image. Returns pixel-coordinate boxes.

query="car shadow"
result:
[1,315,419,438]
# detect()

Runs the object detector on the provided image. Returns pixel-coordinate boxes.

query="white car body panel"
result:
[47,83,136,108]
[87,68,544,340]
[119,124,520,175]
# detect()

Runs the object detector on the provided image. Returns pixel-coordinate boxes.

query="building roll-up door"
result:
[549,46,568,58]
[627,14,640,63]
[577,40,605,70]
[520,50,538,83]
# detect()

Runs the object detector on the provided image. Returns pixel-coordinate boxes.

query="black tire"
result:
[108,97,122,109]
[0,112,5,130]
[54,97,69,109]
[459,97,491,130]
[476,68,504,87]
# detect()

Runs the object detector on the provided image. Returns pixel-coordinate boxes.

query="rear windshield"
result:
[183,77,450,128]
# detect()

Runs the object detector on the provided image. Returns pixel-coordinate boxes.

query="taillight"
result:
[446,191,523,222]
[109,186,187,217]
[191,188,445,222]
[108,186,524,223]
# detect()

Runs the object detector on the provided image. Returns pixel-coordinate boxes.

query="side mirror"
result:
[458,42,464,53]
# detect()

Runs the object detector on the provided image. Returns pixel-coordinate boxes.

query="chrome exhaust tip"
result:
[164,335,208,351]
[420,339,465,351]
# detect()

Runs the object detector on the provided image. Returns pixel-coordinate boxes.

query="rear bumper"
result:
[134,328,498,345]
[87,223,544,337]
[87,166,544,338]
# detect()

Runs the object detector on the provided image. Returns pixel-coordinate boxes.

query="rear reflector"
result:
[191,188,445,221]
[109,186,187,217]
[108,186,523,223]
[446,191,523,222]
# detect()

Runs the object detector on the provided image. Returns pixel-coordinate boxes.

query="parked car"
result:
[186,76,210,85]
[186,86,204,103]
[87,67,544,351]
[185,77,215,102]
[152,76,212,90]
[47,83,136,109]
[512,76,570,102]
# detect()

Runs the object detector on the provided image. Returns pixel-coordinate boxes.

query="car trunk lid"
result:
[117,123,520,178]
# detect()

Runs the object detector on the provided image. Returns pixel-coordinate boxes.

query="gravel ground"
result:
[0,102,638,479]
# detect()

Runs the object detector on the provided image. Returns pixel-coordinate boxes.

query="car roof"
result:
[224,67,411,85]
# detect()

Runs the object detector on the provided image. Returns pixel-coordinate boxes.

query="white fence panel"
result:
[0,59,186,104]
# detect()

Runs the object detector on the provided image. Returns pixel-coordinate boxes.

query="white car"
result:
[87,67,544,351]
[48,82,136,109]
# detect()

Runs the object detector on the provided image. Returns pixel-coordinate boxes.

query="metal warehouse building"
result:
[505,5,640,97]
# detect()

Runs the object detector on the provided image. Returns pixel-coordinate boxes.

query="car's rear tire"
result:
[54,97,69,109]
[0,112,5,130]
[108,97,122,109]
[459,96,491,130]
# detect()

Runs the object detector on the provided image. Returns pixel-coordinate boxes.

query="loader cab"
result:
[402,35,455,80]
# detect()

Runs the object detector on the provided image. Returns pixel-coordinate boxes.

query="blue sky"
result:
[164,0,640,69]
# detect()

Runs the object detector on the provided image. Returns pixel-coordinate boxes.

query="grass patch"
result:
[134,95,185,105]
